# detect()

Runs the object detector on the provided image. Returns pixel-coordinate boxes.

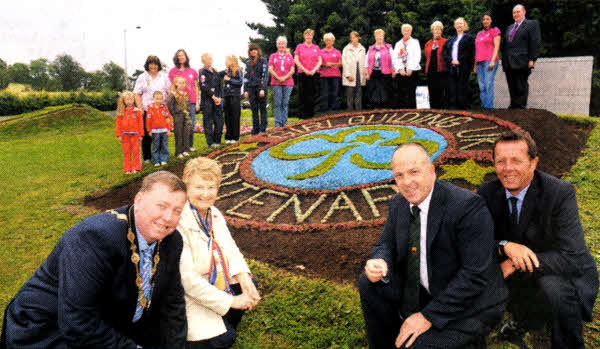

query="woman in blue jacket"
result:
[243,44,269,135]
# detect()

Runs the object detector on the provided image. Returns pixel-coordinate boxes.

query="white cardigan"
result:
[392,37,422,72]
[342,43,367,87]
[177,203,251,341]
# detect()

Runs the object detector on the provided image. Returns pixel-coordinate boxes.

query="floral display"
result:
[209,109,520,232]
[252,125,446,190]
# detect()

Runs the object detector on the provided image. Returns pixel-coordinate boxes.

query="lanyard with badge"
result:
[279,54,285,72]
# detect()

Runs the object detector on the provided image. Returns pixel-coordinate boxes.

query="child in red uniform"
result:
[146,91,173,166]
[115,91,144,173]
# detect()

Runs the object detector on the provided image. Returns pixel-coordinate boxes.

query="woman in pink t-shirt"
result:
[474,13,501,109]
[319,33,342,112]
[168,49,200,151]
[294,29,322,119]
[268,36,295,127]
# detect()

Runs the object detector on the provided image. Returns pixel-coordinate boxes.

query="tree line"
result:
[0,55,134,92]
[248,0,600,115]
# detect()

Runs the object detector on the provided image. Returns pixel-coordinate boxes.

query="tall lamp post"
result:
[124,26,141,88]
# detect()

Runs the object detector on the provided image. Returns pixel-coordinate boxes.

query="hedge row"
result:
[0,90,118,116]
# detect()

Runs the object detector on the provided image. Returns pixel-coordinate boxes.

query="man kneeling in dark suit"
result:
[478,130,598,348]
[359,143,508,349]
[1,171,189,348]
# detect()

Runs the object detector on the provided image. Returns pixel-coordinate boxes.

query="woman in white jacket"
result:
[392,23,421,109]
[178,157,260,349]
[342,31,367,110]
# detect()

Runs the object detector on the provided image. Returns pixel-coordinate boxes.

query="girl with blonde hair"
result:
[166,76,192,157]
[221,55,243,143]
[115,91,144,173]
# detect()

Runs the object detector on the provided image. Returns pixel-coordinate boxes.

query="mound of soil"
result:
[85,108,594,283]
[479,108,593,177]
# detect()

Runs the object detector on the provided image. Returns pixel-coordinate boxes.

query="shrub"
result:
[0,89,118,115]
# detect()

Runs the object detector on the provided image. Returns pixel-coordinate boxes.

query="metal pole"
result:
[124,28,128,89]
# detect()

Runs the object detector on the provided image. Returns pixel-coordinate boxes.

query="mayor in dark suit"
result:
[359,143,507,349]
[501,4,541,109]
[1,171,189,349]
[478,130,598,348]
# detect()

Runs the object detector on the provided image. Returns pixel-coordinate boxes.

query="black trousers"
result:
[346,86,362,110]
[506,272,584,349]
[297,73,318,118]
[202,101,223,146]
[427,72,448,109]
[173,115,191,155]
[447,66,471,110]
[320,77,340,112]
[504,66,531,109]
[185,308,245,349]
[394,72,419,109]
[247,87,267,134]
[141,111,152,161]
[223,95,241,141]
[0,299,11,349]
[185,281,257,349]
[358,272,499,349]
[368,70,392,109]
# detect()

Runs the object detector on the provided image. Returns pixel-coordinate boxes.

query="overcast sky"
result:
[1,0,274,74]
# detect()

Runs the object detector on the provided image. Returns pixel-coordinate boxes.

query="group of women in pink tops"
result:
[119,13,501,172]
[292,13,501,116]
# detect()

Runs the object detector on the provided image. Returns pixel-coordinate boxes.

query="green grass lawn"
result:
[0,105,598,348]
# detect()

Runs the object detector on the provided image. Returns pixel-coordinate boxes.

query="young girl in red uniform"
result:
[115,91,144,174]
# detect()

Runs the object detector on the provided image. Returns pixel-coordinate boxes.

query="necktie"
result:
[509,23,519,42]
[133,248,153,322]
[509,197,519,234]
[401,205,421,319]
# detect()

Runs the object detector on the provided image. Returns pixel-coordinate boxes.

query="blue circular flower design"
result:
[251,125,447,190]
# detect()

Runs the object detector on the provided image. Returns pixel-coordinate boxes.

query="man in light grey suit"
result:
[501,4,541,109]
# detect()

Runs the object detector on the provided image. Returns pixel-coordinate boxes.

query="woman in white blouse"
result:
[178,157,260,349]
[133,56,171,164]
[342,31,367,110]
[392,24,421,109]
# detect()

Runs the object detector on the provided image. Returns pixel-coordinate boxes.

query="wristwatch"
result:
[498,240,508,257]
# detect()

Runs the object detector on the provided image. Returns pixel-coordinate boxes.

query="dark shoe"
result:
[499,320,528,346]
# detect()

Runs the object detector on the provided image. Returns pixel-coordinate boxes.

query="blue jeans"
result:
[151,132,169,164]
[188,103,196,147]
[476,61,499,109]
[320,77,340,112]
[271,85,293,127]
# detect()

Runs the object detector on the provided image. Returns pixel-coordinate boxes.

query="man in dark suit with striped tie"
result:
[359,143,507,348]
[478,130,598,348]
[1,171,189,348]
[501,4,541,109]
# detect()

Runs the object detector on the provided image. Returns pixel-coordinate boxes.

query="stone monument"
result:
[495,56,594,115]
